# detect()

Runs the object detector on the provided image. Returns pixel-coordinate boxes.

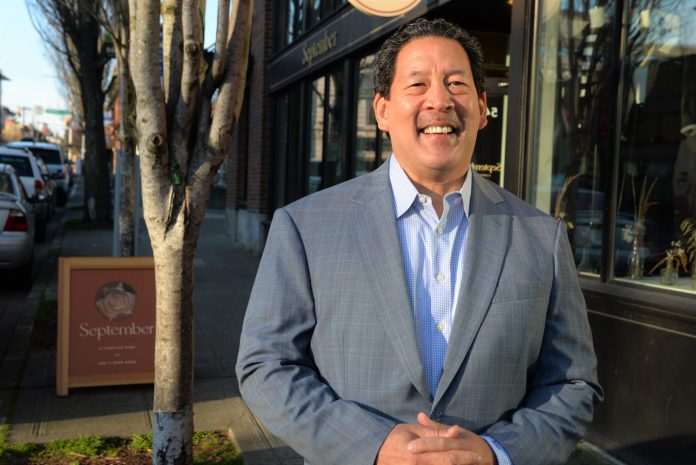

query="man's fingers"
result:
[410,450,484,465]
[417,413,467,438]
[407,436,470,453]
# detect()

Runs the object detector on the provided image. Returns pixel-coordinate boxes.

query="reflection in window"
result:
[308,77,326,194]
[529,0,617,276]
[616,0,696,292]
[282,0,304,48]
[326,70,344,187]
[355,55,378,176]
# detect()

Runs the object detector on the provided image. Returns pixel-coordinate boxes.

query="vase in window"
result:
[659,261,679,285]
[627,237,643,279]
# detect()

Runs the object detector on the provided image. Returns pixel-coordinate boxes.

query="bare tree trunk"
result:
[129,0,254,462]
[151,226,197,464]
[77,7,112,226]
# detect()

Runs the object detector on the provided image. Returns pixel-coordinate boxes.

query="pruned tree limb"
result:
[162,0,183,126]
[211,0,230,83]
[130,0,170,222]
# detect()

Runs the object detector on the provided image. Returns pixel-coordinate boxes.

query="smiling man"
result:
[237,19,602,465]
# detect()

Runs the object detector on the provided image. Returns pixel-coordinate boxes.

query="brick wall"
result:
[226,0,272,215]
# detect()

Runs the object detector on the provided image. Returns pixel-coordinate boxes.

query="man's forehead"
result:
[394,37,472,75]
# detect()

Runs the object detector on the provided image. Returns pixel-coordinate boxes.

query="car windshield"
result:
[0,155,32,176]
[27,147,62,164]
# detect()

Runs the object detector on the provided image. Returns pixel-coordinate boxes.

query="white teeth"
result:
[422,126,454,134]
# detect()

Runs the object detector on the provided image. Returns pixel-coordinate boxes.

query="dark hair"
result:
[373,18,486,99]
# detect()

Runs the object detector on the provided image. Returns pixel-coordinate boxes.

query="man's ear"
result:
[373,93,389,132]
[478,91,488,130]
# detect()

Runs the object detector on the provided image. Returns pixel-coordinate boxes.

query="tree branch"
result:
[130,0,170,221]
[207,0,253,161]
[211,0,230,83]
[162,0,183,124]
[187,0,253,224]
[170,0,203,182]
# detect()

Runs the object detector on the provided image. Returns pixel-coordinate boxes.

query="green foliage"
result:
[0,431,243,465]
[129,432,152,452]
[192,431,243,465]
[45,435,108,456]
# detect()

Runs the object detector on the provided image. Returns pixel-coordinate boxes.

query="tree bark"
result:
[116,45,137,256]
[76,5,112,226]
[151,223,196,465]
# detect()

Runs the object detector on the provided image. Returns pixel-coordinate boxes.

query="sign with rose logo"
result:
[57,257,155,396]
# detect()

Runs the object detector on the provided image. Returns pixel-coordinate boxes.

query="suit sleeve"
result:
[484,220,604,465]
[235,208,397,465]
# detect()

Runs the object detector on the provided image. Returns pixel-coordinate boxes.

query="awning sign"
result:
[348,0,421,17]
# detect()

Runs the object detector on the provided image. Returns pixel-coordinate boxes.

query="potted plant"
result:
[649,241,688,285]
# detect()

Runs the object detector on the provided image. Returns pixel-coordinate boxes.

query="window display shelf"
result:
[614,276,696,296]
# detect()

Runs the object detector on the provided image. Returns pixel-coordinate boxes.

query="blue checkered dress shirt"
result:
[389,155,512,465]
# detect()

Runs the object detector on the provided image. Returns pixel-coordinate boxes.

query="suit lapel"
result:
[351,163,431,402]
[434,171,510,405]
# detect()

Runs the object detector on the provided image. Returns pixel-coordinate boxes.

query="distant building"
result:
[0,69,9,141]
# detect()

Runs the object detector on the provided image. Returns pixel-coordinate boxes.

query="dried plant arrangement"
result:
[649,240,688,276]
[622,175,658,244]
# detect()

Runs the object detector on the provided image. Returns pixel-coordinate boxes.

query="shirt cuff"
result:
[482,435,513,465]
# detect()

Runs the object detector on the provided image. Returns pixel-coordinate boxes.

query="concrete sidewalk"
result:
[0,177,302,465]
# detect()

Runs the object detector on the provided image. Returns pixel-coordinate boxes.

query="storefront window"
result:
[273,86,302,207]
[615,0,696,293]
[285,0,305,48]
[352,53,393,176]
[530,0,696,294]
[326,70,344,186]
[308,76,326,194]
[355,55,378,176]
[530,0,616,277]
[277,0,347,49]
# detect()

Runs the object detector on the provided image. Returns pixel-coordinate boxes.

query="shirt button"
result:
[419,195,426,204]
[437,321,445,332]
[436,227,444,235]
[436,273,445,282]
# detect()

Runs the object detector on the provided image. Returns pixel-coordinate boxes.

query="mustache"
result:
[416,116,462,131]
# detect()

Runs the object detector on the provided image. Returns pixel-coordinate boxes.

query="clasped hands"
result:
[376,412,495,465]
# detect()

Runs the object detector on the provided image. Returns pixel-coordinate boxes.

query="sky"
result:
[0,0,222,136]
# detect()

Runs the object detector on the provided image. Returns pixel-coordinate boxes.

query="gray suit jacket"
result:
[236,161,602,465]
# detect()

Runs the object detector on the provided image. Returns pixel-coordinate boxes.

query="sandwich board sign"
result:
[57,257,155,396]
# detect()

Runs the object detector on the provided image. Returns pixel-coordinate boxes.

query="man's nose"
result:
[425,82,455,110]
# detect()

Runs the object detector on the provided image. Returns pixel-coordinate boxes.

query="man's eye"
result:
[448,81,465,86]
[409,82,425,88]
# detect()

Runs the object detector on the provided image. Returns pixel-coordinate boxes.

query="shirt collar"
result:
[388,154,472,219]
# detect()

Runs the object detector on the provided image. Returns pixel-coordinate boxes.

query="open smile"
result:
[418,124,461,136]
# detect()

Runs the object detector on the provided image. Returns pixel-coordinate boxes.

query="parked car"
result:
[0,163,36,290]
[36,157,57,218]
[0,146,50,241]
[8,141,70,205]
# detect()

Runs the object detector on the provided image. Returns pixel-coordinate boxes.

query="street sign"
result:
[46,108,71,116]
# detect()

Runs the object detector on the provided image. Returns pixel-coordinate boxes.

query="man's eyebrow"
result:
[402,68,471,77]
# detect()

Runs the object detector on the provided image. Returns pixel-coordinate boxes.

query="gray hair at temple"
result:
[373,18,487,99]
